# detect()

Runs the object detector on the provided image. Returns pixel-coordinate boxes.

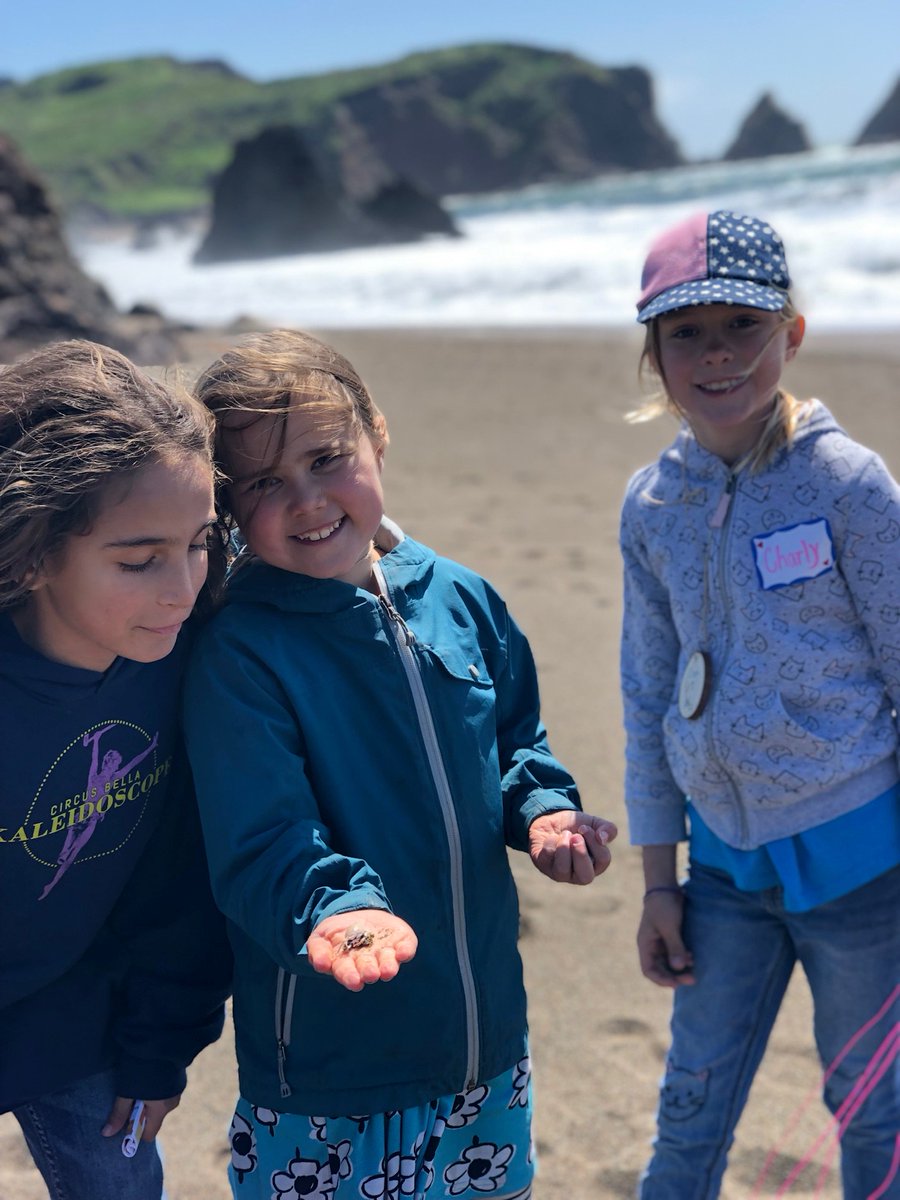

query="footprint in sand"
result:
[733,1148,836,1193]
[600,1016,653,1038]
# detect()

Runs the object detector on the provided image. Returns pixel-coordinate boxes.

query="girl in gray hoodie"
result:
[620,210,899,1199]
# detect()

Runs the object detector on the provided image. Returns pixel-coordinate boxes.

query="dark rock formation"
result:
[856,78,900,145]
[0,45,686,222]
[0,134,183,363]
[318,50,682,200]
[194,124,459,264]
[723,93,811,160]
[359,180,460,240]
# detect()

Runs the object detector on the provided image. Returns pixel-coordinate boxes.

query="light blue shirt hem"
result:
[688,784,900,912]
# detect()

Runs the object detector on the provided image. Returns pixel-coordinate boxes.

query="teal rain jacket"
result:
[183,528,580,1116]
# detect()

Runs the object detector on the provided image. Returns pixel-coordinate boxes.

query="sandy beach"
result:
[2,325,897,1199]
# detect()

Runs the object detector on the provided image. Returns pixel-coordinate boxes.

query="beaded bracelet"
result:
[643,884,683,901]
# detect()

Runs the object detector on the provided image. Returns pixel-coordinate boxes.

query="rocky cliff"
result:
[856,77,900,144]
[194,125,458,263]
[0,135,182,361]
[310,49,683,201]
[0,44,684,224]
[722,93,811,160]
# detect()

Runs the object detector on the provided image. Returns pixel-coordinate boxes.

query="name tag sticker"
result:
[752,518,835,590]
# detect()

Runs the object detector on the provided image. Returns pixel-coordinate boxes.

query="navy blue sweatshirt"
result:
[0,614,232,1111]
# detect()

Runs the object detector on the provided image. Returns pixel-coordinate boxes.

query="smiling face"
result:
[654,305,804,463]
[13,454,216,671]
[221,400,385,590]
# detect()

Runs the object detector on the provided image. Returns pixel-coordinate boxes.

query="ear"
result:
[19,562,47,593]
[374,442,386,473]
[785,314,805,361]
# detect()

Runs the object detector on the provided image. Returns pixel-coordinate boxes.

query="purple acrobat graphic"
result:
[39,724,158,899]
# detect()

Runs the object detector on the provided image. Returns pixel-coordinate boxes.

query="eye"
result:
[120,558,156,574]
[245,476,281,494]
[312,451,346,471]
[667,324,697,341]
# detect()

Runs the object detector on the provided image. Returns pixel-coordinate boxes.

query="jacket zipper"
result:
[373,560,481,1088]
[274,967,297,1098]
[708,471,748,844]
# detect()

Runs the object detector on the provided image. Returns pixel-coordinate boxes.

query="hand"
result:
[102,1094,181,1141]
[637,890,695,988]
[306,909,418,992]
[528,811,617,885]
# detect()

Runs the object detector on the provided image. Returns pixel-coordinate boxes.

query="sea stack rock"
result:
[722,93,811,160]
[195,125,459,264]
[856,78,900,144]
[0,134,181,362]
[359,180,460,241]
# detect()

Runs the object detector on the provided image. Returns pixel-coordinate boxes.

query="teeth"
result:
[701,378,743,392]
[297,518,341,542]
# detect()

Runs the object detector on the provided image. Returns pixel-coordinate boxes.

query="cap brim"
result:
[636,278,789,323]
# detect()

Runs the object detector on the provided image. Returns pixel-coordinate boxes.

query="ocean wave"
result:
[74,145,900,330]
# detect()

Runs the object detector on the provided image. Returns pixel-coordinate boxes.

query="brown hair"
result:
[630,301,808,474]
[193,329,388,523]
[0,339,222,611]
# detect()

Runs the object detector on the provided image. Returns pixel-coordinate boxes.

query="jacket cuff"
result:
[115,1059,188,1103]
[514,792,581,850]
[314,891,393,925]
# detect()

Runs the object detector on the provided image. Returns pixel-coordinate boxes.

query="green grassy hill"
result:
[0,44,681,220]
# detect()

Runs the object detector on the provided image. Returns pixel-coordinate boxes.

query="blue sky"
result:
[5,0,899,159]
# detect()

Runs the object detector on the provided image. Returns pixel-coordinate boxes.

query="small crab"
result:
[340,926,375,953]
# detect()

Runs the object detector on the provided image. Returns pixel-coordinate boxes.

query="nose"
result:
[159,556,206,610]
[700,329,733,364]
[286,476,325,515]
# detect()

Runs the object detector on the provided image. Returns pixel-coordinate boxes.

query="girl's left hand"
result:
[102,1094,181,1140]
[306,909,418,992]
[528,811,617,884]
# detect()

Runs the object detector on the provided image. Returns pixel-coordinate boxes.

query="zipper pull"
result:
[379,594,415,645]
[709,474,736,528]
[277,1038,292,1099]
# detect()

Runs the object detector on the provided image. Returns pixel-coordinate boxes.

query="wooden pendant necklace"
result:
[678,649,712,720]
[678,473,736,721]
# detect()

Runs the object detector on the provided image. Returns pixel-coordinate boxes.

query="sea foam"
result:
[74,144,900,331]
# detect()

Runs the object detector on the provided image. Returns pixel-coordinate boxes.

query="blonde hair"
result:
[629,301,808,474]
[0,340,221,612]
[194,330,388,523]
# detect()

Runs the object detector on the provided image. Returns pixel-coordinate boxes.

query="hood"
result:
[0,612,144,704]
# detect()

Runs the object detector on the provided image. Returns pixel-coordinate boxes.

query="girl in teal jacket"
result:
[184,329,617,1200]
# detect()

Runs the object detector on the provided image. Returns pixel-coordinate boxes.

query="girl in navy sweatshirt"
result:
[0,340,231,1200]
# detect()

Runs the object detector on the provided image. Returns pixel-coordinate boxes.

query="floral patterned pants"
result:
[228,1056,534,1200]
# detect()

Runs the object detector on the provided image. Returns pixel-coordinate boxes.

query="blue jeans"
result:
[640,863,899,1200]
[11,1069,165,1200]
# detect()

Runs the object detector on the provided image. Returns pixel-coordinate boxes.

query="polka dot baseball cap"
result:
[636,210,792,323]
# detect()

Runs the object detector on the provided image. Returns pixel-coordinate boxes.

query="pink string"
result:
[750,985,899,1198]
[795,1023,898,1197]
[836,1025,898,1138]
[865,1134,900,1200]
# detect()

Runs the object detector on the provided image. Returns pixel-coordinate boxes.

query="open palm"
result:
[306,909,418,992]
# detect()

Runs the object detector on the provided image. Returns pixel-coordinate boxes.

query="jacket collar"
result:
[225,519,433,614]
